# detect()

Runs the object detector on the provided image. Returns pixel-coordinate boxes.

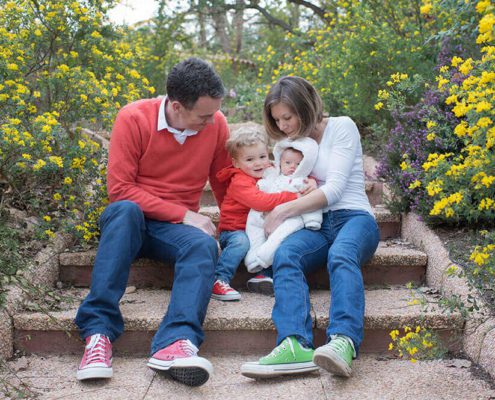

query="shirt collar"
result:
[157,96,198,144]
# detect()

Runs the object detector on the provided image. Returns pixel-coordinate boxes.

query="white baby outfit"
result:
[244,137,322,272]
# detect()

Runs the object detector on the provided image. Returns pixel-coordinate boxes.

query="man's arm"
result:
[208,113,231,207]
[107,106,189,223]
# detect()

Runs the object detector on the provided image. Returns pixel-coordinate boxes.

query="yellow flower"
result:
[44,229,56,239]
[33,159,46,171]
[420,3,433,15]
[64,177,73,185]
[427,133,436,141]
[374,102,384,110]
[53,193,62,201]
[43,215,51,222]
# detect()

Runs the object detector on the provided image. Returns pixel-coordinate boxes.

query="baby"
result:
[244,137,322,272]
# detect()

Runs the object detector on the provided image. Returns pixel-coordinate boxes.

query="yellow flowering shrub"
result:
[0,0,154,244]
[388,326,446,362]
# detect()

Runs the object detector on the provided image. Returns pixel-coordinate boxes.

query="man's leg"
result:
[75,200,145,380]
[144,221,218,386]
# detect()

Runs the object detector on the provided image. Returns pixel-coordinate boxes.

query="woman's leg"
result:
[325,210,380,353]
[271,226,329,347]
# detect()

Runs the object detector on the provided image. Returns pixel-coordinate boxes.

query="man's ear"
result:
[170,100,182,112]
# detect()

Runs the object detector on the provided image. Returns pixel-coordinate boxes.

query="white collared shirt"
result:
[157,96,198,145]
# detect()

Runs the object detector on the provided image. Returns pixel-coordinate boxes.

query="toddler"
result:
[212,127,299,301]
[244,137,322,273]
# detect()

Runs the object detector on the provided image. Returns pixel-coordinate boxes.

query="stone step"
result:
[59,240,426,289]
[4,353,493,399]
[200,180,385,207]
[199,205,400,240]
[13,287,462,356]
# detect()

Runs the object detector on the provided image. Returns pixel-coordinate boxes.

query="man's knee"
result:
[100,200,144,226]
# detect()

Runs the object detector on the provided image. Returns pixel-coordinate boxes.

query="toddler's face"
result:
[280,148,303,176]
[233,142,271,178]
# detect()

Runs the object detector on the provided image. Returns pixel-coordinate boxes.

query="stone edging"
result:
[401,212,495,380]
[0,232,71,359]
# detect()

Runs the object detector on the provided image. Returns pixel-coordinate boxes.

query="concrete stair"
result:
[12,176,464,358]
[59,240,426,288]
[13,288,462,356]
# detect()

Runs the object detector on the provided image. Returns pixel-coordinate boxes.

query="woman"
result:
[241,76,380,379]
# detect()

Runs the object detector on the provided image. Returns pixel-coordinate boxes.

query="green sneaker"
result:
[313,335,354,377]
[240,336,318,379]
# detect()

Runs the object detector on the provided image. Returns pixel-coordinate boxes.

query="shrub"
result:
[0,0,155,244]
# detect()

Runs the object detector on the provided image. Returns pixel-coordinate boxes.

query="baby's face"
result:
[280,148,303,176]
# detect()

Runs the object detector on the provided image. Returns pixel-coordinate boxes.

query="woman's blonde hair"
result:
[226,125,268,159]
[263,76,323,140]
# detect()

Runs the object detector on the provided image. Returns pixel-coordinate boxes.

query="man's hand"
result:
[299,178,318,196]
[183,210,216,236]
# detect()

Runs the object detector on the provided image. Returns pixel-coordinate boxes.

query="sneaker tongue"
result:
[86,334,101,349]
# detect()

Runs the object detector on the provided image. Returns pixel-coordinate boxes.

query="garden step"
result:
[200,179,385,207]
[59,240,426,289]
[4,353,494,399]
[13,287,462,356]
[199,205,400,240]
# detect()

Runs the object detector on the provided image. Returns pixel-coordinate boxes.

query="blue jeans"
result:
[271,209,380,354]
[74,200,218,354]
[216,230,250,283]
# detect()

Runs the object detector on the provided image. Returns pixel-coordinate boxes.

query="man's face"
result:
[175,96,222,131]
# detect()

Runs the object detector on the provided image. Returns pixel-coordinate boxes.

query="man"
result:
[74,58,230,387]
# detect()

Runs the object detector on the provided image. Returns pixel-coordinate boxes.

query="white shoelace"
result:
[85,334,109,363]
[179,339,199,357]
[267,338,295,358]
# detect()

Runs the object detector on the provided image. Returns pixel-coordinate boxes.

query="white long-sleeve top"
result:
[311,116,373,216]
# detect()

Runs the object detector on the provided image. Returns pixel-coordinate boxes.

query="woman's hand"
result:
[299,178,318,196]
[263,204,289,236]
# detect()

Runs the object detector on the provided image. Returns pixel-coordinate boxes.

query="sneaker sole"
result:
[147,356,213,387]
[246,281,273,296]
[76,366,113,380]
[240,361,318,379]
[313,348,352,377]
[211,293,241,301]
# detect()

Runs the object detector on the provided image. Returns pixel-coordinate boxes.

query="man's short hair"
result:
[166,58,225,109]
[226,126,268,159]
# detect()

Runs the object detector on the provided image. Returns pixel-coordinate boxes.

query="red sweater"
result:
[217,166,298,232]
[107,98,231,222]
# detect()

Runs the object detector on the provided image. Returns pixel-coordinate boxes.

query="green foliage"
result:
[255,0,440,127]
[0,221,23,307]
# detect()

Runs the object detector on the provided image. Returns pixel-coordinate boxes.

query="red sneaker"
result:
[247,274,274,295]
[147,339,213,386]
[76,334,113,380]
[211,279,241,301]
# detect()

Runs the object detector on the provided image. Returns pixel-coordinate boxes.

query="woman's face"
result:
[271,102,300,138]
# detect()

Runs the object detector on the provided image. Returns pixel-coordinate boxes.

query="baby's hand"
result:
[299,178,317,196]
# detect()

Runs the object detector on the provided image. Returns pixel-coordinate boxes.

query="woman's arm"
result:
[263,188,327,236]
